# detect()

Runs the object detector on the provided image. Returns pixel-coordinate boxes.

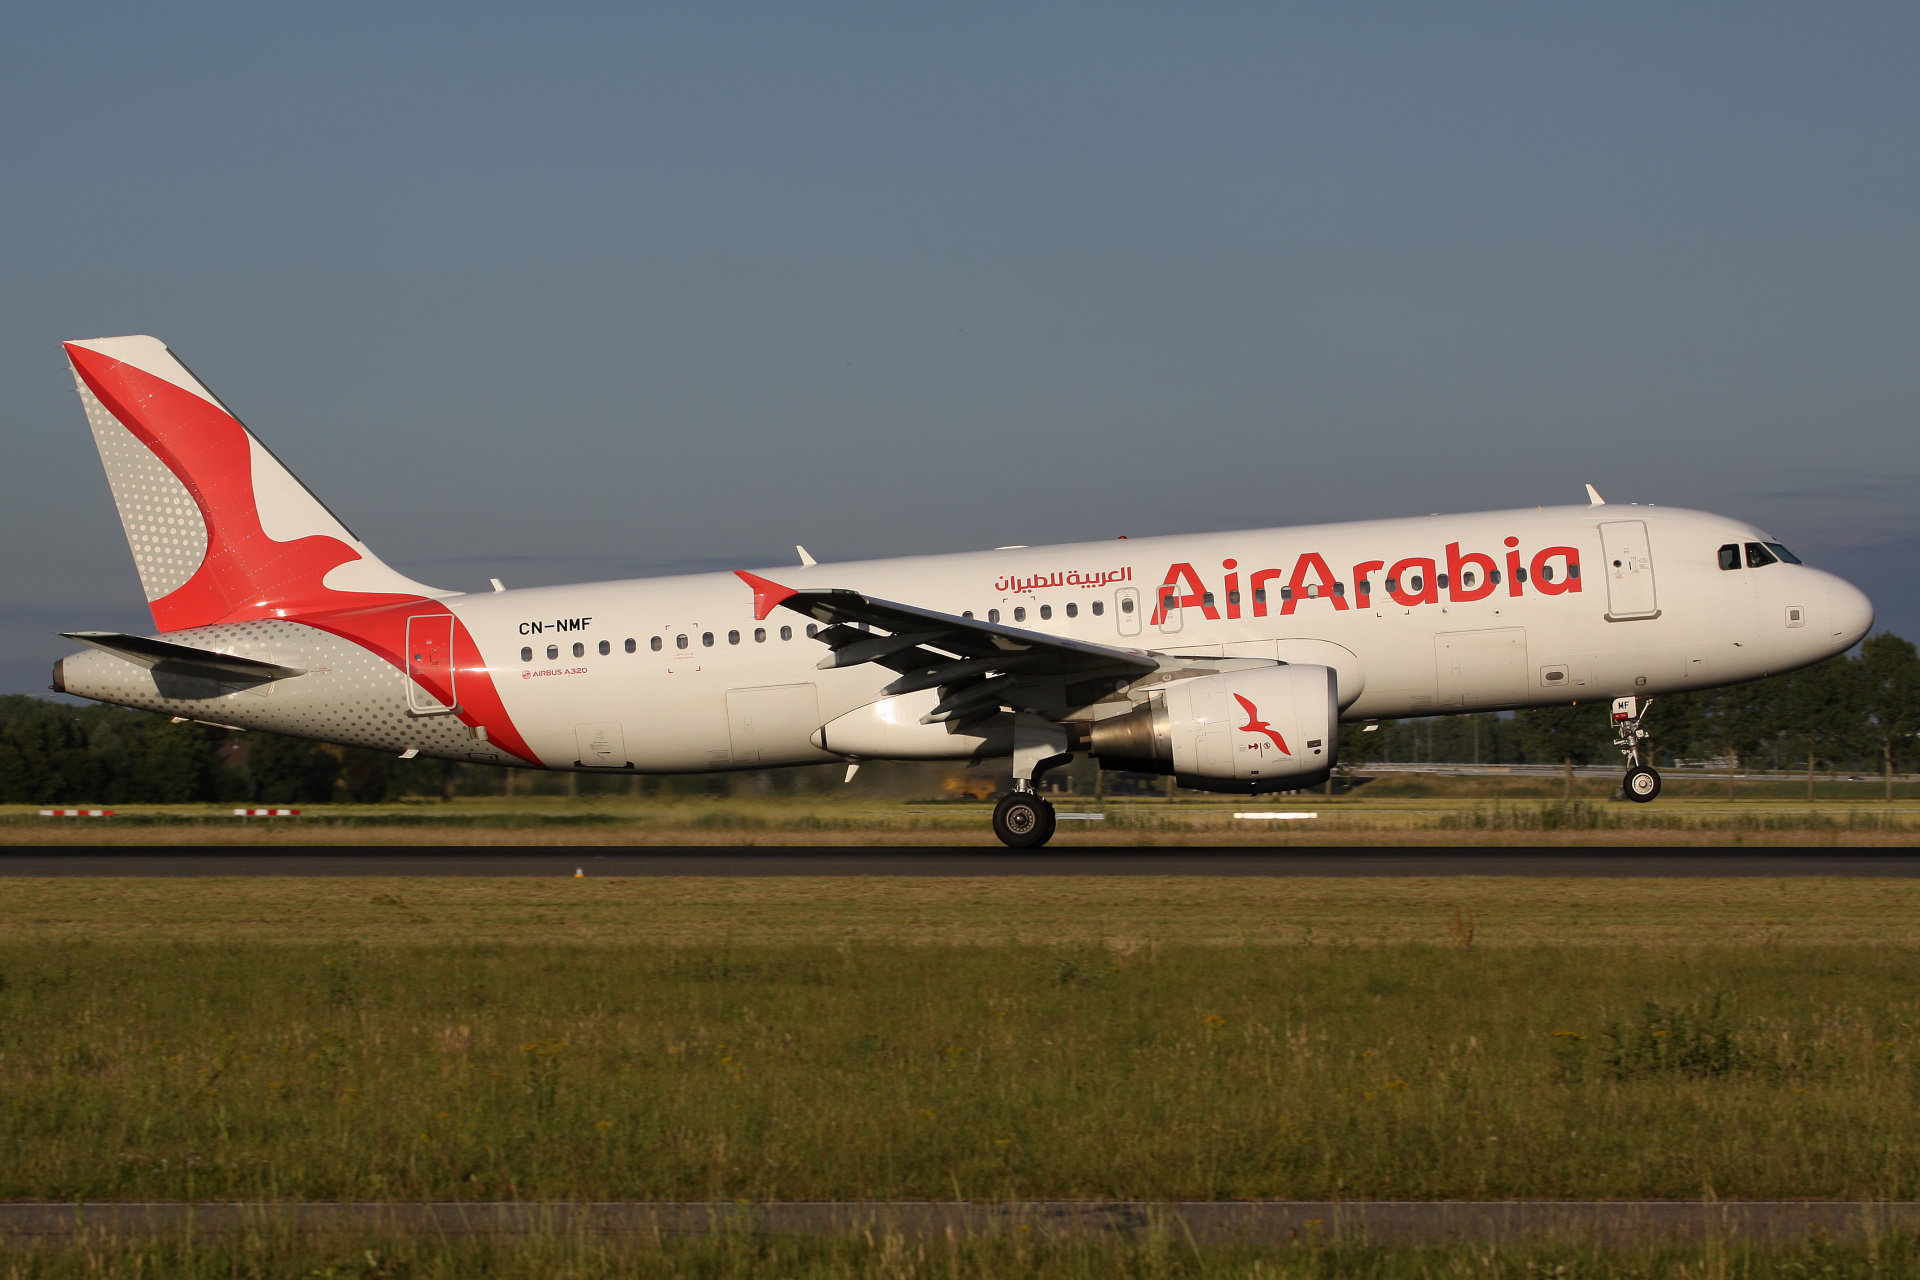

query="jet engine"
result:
[1088,664,1337,793]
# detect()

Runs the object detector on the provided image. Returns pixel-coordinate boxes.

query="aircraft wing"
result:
[735,571,1159,724]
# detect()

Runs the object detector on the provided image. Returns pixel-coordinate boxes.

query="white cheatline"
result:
[1055,812,1106,821]
[1233,812,1318,820]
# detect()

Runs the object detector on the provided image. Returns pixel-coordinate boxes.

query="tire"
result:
[993,793,1056,848]
[1624,766,1662,803]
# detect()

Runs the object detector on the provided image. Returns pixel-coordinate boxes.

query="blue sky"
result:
[3,2,1915,691]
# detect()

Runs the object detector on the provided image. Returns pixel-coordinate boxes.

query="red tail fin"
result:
[65,336,448,631]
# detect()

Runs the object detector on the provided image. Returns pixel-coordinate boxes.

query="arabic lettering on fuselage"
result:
[992,566,1134,594]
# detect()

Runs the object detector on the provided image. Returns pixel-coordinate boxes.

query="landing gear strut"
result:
[1612,696,1661,803]
[993,715,1070,848]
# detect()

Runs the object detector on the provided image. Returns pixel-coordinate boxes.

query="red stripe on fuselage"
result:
[295,599,541,768]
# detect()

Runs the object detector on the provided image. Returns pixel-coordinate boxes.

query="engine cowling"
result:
[1088,664,1337,793]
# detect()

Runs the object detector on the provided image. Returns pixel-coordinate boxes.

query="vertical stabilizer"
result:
[65,336,451,632]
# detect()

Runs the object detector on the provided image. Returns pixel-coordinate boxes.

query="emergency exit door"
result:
[405,614,456,713]
[1598,520,1659,619]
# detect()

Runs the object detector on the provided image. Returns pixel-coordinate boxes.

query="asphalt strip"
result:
[2,848,1919,876]
[2,1201,1914,1244]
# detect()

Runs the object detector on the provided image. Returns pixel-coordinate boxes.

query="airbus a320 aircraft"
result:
[51,336,1874,846]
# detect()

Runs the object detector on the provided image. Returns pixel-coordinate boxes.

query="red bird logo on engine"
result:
[1233,694,1291,754]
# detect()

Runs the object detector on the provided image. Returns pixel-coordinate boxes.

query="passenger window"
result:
[1065,602,1078,618]
[1118,597,1131,615]
[624,638,636,653]
[963,611,974,619]
[754,627,766,642]
[573,642,585,658]
[1461,572,1475,589]
[1254,587,1267,605]
[728,630,740,645]
[675,635,688,650]
[1012,607,1026,622]
[1490,570,1500,585]
[1281,586,1294,601]
[1516,568,1527,583]
[806,624,817,638]
[1746,542,1777,568]
[650,636,662,651]
[1092,600,1105,616]
[1718,544,1741,571]
[1355,581,1369,596]
[1437,574,1449,590]
[781,626,793,640]
[546,644,559,660]
[1539,565,1554,583]
[1038,605,1051,620]
[1161,594,1178,611]
[1202,592,1215,608]
[1765,542,1802,565]
[598,640,610,656]
[1410,574,1425,592]
[1228,589,1242,606]
[702,632,715,647]
[520,646,532,663]
[988,608,1001,623]
[1384,578,1397,593]
[1333,582,1345,596]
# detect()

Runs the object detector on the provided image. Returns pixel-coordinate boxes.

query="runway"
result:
[2,848,1918,876]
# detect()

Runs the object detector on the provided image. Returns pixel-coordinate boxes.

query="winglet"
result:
[735,570,798,621]
[1585,483,1606,506]
[797,545,817,567]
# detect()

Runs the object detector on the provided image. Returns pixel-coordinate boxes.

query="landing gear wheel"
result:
[993,792,1056,848]
[1624,766,1662,803]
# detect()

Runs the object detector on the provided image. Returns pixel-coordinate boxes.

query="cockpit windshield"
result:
[1765,542,1803,565]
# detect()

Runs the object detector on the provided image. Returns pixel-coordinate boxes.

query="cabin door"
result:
[1599,520,1659,619]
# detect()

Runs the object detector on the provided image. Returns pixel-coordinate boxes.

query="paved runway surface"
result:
[1,1200,1912,1244]
[2,848,1917,876]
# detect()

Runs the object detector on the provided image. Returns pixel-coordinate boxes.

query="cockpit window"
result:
[1717,544,1741,571]
[1765,542,1802,565]
[1745,542,1778,568]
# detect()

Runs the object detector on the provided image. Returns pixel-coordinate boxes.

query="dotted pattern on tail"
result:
[74,376,208,602]
[59,621,510,766]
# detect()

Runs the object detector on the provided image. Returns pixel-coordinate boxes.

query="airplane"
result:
[49,335,1875,846]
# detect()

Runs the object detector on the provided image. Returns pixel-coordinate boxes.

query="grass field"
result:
[6,792,1920,845]
[4,1231,1919,1279]
[8,877,1920,1211]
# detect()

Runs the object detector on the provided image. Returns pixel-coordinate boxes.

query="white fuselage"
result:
[57,503,1872,772]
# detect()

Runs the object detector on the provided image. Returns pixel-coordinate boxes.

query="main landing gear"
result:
[993,786,1057,849]
[1612,696,1661,803]
[992,716,1071,848]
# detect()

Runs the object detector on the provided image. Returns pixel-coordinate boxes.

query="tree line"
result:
[3,633,1916,805]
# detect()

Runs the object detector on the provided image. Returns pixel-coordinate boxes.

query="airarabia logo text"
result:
[1151,539,1582,625]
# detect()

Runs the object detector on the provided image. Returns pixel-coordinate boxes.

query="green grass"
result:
[7,935,1920,1202]
[5,1231,1920,1279]
[5,792,1920,844]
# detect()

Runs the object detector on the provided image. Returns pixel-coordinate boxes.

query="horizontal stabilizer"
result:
[61,632,308,683]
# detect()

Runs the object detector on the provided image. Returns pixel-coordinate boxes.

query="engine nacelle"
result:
[1088,664,1337,794]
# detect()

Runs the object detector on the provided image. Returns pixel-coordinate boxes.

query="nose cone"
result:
[1826,574,1874,649]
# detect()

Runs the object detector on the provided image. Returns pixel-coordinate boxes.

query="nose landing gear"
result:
[1613,696,1661,803]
